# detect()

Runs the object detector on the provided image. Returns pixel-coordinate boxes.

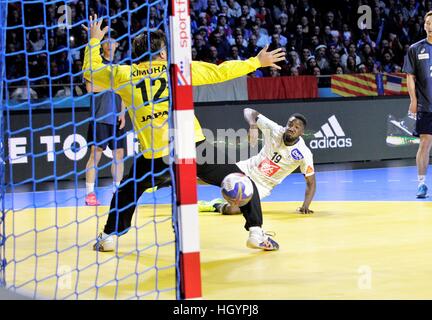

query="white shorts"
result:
[254,181,271,200]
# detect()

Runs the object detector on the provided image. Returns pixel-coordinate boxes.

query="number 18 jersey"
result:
[236,115,315,198]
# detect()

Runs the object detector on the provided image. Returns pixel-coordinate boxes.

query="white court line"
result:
[363,180,377,183]
[341,181,352,183]
[388,180,401,182]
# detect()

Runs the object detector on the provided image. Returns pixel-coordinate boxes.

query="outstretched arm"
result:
[244,108,260,147]
[192,45,285,86]
[297,174,316,214]
[244,108,260,126]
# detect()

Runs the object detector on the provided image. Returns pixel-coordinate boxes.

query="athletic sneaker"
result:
[246,229,279,251]
[85,192,100,206]
[416,184,428,199]
[93,233,114,252]
[198,198,226,212]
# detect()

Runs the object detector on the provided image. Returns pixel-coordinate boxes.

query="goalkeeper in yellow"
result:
[83,15,285,252]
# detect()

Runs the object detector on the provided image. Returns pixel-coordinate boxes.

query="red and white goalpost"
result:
[169,0,202,299]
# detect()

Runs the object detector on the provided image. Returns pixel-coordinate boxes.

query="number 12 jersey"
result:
[83,38,263,159]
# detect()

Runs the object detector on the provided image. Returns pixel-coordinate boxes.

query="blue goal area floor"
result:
[3,163,432,299]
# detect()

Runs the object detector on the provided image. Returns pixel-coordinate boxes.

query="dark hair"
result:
[290,113,307,127]
[133,30,166,62]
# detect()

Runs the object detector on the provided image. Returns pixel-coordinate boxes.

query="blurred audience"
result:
[5,0,427,100]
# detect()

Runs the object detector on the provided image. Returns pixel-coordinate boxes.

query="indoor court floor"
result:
[2,163,432,299]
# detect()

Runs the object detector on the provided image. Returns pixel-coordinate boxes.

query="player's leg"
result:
[111,148,124,192]
[196,159,278,250]
[94,155,171,251]
[414,112,432,198]
[109,125,126,193]
[85,121,106,205]
[242,180,278,250]
[196,162,256,222]
[85,146,103,192]
[198,198,241,215]
[196,141,253,216]
[416,134,432,198]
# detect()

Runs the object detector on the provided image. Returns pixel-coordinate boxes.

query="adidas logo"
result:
[309,115,352,149]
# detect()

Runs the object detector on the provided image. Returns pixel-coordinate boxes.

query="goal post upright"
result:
[168,0,202,299]
[0,0,7,289]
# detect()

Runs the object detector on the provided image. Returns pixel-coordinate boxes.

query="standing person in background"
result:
[85,29,126,206]
[403,11,432,199]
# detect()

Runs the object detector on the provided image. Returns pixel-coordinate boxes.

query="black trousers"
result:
[104,141,263,235]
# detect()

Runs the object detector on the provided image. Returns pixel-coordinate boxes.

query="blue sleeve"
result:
[403,46,416,75]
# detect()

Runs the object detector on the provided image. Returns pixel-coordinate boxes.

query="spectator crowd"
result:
[4,0,431,99]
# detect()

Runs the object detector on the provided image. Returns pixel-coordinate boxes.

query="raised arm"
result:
[82,15,117,91]
[191,45,285,86]
[244,108,260,126]
[244,108,260,147]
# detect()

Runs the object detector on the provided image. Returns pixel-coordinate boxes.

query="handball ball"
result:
[221,173,254,207]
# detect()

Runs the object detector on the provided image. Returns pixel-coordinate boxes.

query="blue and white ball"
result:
[221,173,254,207]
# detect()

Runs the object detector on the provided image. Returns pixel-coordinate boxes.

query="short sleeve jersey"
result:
[236,115,315,193]
[403,39,432,113]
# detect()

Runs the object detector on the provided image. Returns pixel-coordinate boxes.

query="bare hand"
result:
[256,45,286,70]
[249,126,258,147]
[297,207,314,214]
[409,101,417,115]
[81,14,109,41]
[118,114,126,130]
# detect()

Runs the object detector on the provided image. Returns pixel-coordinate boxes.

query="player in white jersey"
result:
[199,108,316,215]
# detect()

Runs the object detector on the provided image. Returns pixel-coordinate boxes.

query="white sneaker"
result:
[246,228,279,251]
[93,233,114,252]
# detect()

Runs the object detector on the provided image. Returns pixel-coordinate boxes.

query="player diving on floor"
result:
[199,108,316,216]
[82,15,286,252]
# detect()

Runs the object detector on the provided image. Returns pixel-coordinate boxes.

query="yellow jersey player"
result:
[82,15,285,252]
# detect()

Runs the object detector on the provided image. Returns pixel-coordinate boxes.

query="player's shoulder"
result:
[112,64,133,83]
[296,137,313,156]
[409,39,427,51]
[114,64,132,75]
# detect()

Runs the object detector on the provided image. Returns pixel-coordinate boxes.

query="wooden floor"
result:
[4,201,432,299]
